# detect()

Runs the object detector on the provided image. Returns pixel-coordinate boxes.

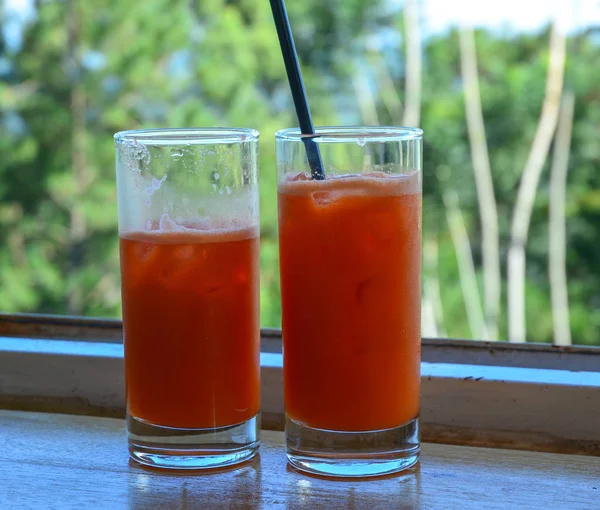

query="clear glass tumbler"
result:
[276,126,422,478]
[115,128,260,470]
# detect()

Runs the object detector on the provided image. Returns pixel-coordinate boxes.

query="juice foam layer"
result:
[278,171,421,197]
[121,214,258,244]
[120,218,260,428]
[278,170,421,431]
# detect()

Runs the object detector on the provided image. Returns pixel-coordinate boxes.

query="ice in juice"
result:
[278,173,421,432]
[120,219,260,429]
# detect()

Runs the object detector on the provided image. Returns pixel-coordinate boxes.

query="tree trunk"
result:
[371,54,403,122]
[443,189,488,340]
[402,1,441,336]
[67,0,88,315]
[549,91,575,346]
[353,72,380,125]
[422,295,438,338]
[459,28,501,340]
[402,0,421,127]
[353,71,380,170]
[423,234,446,337]
[507,23,566,342]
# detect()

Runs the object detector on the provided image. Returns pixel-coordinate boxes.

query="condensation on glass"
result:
[276,126,423,478]
[115,128,260,470]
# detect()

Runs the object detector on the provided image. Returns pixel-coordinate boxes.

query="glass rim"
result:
[275,126,423,143]
[114,127,260,146]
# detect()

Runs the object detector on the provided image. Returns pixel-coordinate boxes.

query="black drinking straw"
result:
[269,0,325,180]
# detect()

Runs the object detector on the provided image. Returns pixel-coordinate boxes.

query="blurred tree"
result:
[0,0,193,315]
[507,21,566,343]
[459,27,500,340]
[0,2,599,346]
[548,91,575,346]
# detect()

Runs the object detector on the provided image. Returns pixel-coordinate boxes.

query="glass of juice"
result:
[276,126,422,478]
[115,128,260,470]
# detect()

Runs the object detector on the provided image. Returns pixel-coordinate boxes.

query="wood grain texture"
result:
[0,313,123,342]
[3,312,599,369]
[3,340,600,455]
[1,411,599,509]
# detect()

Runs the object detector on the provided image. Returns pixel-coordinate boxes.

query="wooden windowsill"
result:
[1,411,598,508]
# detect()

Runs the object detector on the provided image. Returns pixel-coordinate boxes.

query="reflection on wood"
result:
[1,411,599,509]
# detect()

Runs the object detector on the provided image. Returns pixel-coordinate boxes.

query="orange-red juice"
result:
[278,173,421,432]
[120,226,260,429]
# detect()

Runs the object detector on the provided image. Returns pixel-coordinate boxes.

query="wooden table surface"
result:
[1,411,598,509]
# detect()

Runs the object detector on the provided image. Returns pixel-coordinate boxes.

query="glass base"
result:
[286,416,419,478]
[127,413,260,470]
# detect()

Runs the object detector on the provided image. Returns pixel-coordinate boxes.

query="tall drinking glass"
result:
[115,128,260,470]
[277,126,422,478]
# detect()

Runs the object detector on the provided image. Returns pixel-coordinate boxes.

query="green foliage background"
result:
[0,0,598,344]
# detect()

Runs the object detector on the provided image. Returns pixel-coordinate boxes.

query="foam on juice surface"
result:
[278,171,421,198]
[121,213,258,244]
